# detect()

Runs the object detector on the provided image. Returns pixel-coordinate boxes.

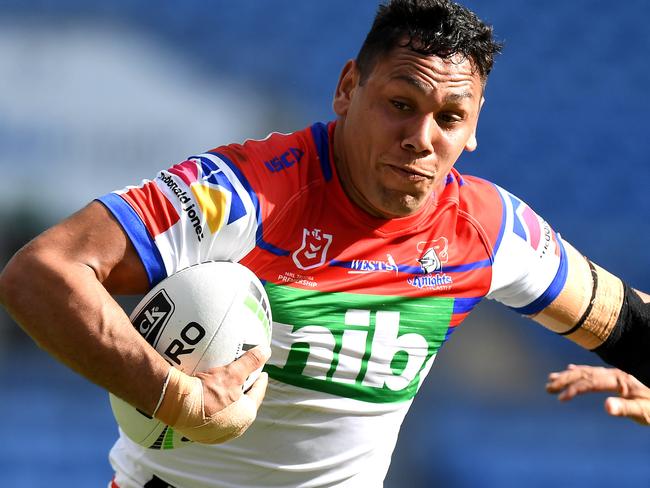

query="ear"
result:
[333,60,360,117]
[464,96,485,152]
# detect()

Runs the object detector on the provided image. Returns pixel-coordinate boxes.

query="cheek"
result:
[349,109,386,158]
[443,128,474,156]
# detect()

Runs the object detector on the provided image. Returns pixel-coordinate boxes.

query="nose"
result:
[401,115,436,155]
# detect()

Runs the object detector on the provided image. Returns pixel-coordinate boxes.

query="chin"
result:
[377,194,424,218]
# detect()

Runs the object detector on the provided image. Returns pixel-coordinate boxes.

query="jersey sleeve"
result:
[485,185,568,315]
[96,152,261,286]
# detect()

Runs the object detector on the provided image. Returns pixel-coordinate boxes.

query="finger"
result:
[243,372,269,409]
[545,368,585,393]
[556,378,621,401]
[546,366,621,396]
[547,364,583,383]
[556,381,595,401]
[547,379,599,400]
[620,374,650,400]
[605,397,650,426]
[229,345,271,377]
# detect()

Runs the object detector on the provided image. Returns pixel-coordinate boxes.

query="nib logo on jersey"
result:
[408,237,453,290]
[159,157,247,242]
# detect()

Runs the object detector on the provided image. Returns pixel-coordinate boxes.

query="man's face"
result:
[332,47,484,218]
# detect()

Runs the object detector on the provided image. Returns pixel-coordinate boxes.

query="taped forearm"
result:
[531,243,650,385]
[556,259,624,348]
[551,259,650,386]
[532,242,624,348]
[154,367,258,444]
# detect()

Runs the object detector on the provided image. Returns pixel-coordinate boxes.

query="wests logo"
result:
[132,290,174,347]
[292,228,333,270]
[349,254,399,275]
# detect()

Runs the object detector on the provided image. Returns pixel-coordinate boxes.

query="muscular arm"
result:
[0,201,168,414]
[531,240,650,386]
[0,201,269,441]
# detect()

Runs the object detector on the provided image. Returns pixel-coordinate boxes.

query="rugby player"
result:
[1,0,649,486]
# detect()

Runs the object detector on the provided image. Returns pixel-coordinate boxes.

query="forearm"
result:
[593,283,650,386]
[0,242,169,415]
[531,242,650,385]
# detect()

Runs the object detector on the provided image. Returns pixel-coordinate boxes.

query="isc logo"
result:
[263,147,304,173]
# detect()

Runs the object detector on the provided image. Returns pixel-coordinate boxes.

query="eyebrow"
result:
[391,74,474,102]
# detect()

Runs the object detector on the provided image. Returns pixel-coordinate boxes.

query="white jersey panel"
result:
[104,153,260,281]
[487,185,567,314]
[110,378,409,488]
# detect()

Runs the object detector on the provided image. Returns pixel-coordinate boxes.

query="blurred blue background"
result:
[1,1,649,486]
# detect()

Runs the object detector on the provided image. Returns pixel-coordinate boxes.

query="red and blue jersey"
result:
[102,121,566,487]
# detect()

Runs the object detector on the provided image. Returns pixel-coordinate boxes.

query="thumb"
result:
[244,372,269,409]
[230,345,272,377]
[605,397,650,426]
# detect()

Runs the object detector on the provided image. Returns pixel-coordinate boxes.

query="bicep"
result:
[29,200,149,295]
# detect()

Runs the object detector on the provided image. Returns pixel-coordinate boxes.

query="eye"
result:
[437,112,463,126]
[390,100,411,112]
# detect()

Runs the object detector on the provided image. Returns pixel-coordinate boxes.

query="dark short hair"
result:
[356,0,502,84]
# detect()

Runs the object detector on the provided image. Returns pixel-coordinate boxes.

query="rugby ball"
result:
[109,261,272,450]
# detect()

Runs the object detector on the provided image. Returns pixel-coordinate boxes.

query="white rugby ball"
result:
[109,261,272,450]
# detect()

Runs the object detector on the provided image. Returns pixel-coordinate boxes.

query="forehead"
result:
[368,47,482,100]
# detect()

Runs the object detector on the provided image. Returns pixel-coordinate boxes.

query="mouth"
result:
[386,163,433,182]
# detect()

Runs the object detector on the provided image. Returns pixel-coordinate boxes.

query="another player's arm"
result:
[531,240,650,386]
[0,201,269,443]
[545,364,650,425]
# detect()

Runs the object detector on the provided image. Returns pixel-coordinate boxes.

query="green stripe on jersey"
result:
[263,283,453,403]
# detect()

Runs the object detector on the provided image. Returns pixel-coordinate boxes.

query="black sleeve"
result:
[594,283,650,387]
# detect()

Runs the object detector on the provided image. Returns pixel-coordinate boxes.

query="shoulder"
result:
[450,172,506,257]
[208,123,330,192]
[455,173,505,216]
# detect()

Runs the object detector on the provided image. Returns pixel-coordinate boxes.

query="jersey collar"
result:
[312,121,460,236]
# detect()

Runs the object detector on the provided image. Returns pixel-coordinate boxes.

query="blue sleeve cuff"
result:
[96,193,167,287]
[509,235,568,316]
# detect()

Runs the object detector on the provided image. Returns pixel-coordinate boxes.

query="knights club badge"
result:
[292,228,333,270]
[416,237,449,274]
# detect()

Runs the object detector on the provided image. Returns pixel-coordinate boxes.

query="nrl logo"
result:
[416,237,449,274]
[292,228,333,271]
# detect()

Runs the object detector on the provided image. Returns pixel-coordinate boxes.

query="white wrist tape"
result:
[151,367,172,418]
[154,367,257,444]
